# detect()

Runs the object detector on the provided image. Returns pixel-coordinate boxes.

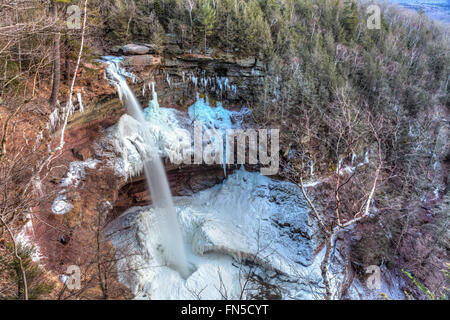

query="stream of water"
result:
[102,56,190,279]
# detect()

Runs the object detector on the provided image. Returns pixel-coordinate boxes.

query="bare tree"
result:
[0,0,89,300]
[282,89,389,299]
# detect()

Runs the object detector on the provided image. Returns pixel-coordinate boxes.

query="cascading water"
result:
[102,56,190,279]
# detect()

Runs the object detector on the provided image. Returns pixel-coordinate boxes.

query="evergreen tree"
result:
[0,244,54,299]
[341,0,359,41]
[215,0,239,53]
[197,0,216,53]
[245,0,273,58]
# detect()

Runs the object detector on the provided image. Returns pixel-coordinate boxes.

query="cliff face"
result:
[112,164,232,220]
[24,47,267,298]
[22,42,445,300]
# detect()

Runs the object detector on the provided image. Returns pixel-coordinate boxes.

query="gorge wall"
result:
[21,40,441,300]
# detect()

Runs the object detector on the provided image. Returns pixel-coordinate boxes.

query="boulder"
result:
[122,44,151,55]
[139,43,157,53]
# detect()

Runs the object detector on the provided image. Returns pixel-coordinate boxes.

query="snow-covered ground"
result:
[104,167,339,299]
[15,216,42,263]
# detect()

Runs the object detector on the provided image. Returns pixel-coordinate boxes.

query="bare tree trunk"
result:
[189,11,193,50]
[15,7,22,73]
[64,37,70,84]
[49,1,60,108]
[20,0,88,205]
[320,233,336,300]
[57,0,88,149]
[295,149,382,300]
[0,104,24,161]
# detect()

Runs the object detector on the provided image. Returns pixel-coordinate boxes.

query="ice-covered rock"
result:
[104,168,332,299]
[108,93,252,180]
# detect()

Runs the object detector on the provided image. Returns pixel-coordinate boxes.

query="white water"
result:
[102,56,190,279]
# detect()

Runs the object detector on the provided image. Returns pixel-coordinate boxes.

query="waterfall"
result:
[102,56,190,279]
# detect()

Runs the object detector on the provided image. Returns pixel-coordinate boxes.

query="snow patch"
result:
[15,217,42,262]
[77,92,84,113]
[51,159,100,215]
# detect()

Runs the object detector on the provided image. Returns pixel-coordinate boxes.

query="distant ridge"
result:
[386,0,450,23]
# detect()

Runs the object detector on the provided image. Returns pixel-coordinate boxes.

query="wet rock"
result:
[111,164,232,219]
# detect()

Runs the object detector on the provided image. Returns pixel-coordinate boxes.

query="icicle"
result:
[166,72,171,87]
[191,75,198,87]
[216,76,222,92]
[47,108,59,131]
[77,92,84,113]
[336,158,342,174]
[114,83,123,102]
[149,82,160,113]
[67,100,74,118]
[364,149,369,164]
[33,131,43,152]
[32,176,44,197]
[432,153,438,170]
